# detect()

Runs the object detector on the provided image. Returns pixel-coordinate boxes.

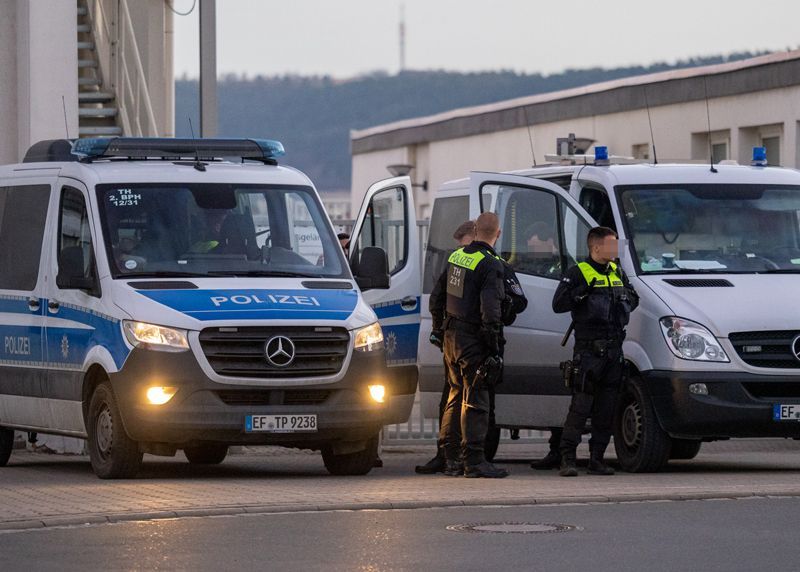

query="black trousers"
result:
[437,362,496,452]
[438,329,491,465]
[559,344,624,457]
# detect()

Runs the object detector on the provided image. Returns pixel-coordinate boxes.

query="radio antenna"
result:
[62,95,71,140]
[703,76,717,173]
[642,86,657,164]
[522,105,537,167]
[187,117,206,172]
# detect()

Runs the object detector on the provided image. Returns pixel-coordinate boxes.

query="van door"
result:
[471,172,597,429]
[0,181,53,429]
[349,177,420,422]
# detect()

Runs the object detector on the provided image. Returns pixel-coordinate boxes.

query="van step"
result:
[79,92,114,103]
[79,126,123,136]
[79,107,118,118]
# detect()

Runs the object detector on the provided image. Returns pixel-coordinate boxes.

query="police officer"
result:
[438,212,509,478]
[553,226,639,477]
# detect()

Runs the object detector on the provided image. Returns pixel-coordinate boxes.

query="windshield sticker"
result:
[108,189,141,207]
[124,259,138,270]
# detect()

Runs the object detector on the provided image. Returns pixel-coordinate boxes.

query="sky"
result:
[172,0,800,79]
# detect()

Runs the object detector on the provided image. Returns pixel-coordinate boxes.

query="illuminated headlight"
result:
[123,321,189,352]
[368,384,386,403]
[354,322,384,352]
[659,317,729,362]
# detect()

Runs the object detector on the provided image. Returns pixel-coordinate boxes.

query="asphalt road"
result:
[1,497,799,572]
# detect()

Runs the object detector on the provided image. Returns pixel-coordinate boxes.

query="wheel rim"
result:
[621,397,643,450]
[95,404,113,460]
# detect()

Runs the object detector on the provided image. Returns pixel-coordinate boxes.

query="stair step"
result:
[79,107,118,118]
[77,6,88,16]
[79,92,114,103]
[79,77,101,87]
[77,24,90,33]
[79,126,123,136]
[78,59,98,68]
[77,41,94,50]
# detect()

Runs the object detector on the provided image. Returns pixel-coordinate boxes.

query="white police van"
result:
[0,137,419,478]
[419,143,800,471]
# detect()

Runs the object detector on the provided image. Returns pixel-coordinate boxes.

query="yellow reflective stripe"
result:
[577,261,622,288]
[448,248,486,270]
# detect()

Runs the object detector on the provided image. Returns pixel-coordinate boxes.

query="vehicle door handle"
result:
[48,300,60,314]
[400,296,418,311]
[28,298,40,312]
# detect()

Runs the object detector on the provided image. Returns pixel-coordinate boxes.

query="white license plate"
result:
[245,414,317,433]
[773,404,800,421]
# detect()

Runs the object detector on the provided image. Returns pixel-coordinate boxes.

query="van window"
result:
[579,186,616,231]
[96,183,347,279]
[492,185,562,280]
[58,187,97,285]
[422,195,469,293]
[0,185,50,290]
[559,199,591,269]
[353,186,408,276]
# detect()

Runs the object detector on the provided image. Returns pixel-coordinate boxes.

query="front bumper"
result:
[642,370,800,439]
[110,345,409,448]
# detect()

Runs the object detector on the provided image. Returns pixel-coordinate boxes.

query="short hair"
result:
[452,220,476,241]
[587,226,618,248]
[525,221,553,241]
[337,232,350,241]
[475,212,500,240]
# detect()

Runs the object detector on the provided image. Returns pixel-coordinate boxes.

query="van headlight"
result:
[123,321,190,352]
[354,322,384,352]
[659,317,729,362]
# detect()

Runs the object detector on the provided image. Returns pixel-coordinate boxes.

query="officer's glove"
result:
[480,325,502,355]
[429,329,444,351]
[572,277,598,304]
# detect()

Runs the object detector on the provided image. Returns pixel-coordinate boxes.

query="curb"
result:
[2,489,800,533]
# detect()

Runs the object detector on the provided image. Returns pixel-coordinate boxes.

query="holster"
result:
[560,360,575,390]
[475,355,504,389]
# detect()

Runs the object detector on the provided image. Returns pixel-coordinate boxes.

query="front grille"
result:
[743,383,800,400]
[215,389,332,406]
[729,330,800,369]
[199,326,350,379]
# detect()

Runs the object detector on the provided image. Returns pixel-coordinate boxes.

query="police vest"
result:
[577,261,624,288]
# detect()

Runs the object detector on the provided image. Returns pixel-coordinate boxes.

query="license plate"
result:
[773,404,800,421]
[245,414,317,433]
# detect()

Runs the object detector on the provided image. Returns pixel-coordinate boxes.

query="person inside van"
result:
[520,221,561,278]
[190,209,228,253]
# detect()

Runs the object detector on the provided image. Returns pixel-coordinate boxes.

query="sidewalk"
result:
[1,439,799,532]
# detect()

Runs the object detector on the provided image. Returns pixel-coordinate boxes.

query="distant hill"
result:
[175,52,765,192]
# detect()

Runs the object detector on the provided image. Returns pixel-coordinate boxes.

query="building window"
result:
[632,143,650,161]
[711,142,728,164]
[761,136,780,166]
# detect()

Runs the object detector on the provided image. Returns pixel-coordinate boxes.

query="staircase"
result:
[77,1,122,137]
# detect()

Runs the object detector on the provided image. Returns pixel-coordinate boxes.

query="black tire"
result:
[87,382,143,479]
[184,443,229,465]
[484,425,501,462]
[0,427,13,467]
[322,435,379,476]
[670,439,702,460]
[614,376,671,473]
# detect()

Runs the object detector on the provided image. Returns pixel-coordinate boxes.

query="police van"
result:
[418,143,800,472]
[0,137,420,478]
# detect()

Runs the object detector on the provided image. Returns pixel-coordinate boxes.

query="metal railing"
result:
[89,0,160,136]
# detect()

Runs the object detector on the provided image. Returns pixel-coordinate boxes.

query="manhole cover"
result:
[446,522,578,534]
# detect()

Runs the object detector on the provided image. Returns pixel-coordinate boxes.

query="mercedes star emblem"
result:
[265,335,295,367]
[792,335,800,363]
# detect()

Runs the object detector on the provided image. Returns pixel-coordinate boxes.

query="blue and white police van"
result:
[0,138,420,478]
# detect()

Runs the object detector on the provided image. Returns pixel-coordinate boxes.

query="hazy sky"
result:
[172,0,800,78]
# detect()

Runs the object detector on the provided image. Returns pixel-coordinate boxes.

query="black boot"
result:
[587,448,615,475]
[464,461,509,479]
[415,451,446,474]
[558,453,578,477]
[443,459,464,477]
[530,449,561,470]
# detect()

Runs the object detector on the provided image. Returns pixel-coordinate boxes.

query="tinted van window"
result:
[0,185,50,290]
[423,195,469,293]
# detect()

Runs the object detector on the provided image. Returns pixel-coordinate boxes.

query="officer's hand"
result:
[429,329,444,351]
[480,326,502,355]
[573,277,598,304]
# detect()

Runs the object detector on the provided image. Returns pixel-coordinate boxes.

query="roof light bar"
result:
[71,137,285,162]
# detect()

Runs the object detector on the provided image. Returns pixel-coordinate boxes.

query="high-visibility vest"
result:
[448,247,487,271]
[577,261,624,288]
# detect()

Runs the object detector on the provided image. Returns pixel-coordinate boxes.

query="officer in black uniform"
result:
[553,226,639,477]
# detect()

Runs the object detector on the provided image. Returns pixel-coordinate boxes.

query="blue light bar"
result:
[70,137,285,162]
[594,145,609,165]
[751,146,767,166]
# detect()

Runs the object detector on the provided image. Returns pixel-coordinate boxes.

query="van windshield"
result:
[96,183,348,279]
[619,184,800,274]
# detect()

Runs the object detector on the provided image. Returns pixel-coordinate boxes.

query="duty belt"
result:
[444,314,481,334]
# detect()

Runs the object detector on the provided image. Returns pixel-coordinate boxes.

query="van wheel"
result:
[0,427,14,466]
[670,439,702,460]
[184,443,228,465]
[484,425,501,462]
[322,435,378,476]
[88,382,142,479]
[614,377,671,473]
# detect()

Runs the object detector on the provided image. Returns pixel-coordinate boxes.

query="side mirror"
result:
[354,246,390,290]
[57,246,99,294]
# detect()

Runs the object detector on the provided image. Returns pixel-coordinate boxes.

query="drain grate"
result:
[446,522,579,534]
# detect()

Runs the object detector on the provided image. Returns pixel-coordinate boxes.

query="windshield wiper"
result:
[124,271,208,278]
[205,270,319,278]
[643,268,731,275]
[756,268,800,274]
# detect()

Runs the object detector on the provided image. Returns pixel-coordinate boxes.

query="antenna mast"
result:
[399,3,406,72]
